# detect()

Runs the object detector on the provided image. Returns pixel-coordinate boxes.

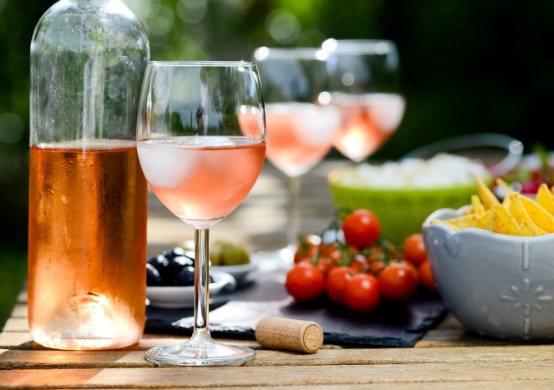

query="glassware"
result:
[138,61,266,366]
[253,47,340,264]
[322,39,406,164]
[28,0,149,350]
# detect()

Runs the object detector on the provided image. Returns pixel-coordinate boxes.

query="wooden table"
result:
[3,160,554,389]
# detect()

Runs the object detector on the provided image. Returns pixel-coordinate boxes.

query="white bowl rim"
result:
[424,206,554,242]
[147,271,237,309]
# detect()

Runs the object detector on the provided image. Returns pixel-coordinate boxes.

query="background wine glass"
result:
[137,61,266,366]
[253,47,340,264]
[322,39,406,164]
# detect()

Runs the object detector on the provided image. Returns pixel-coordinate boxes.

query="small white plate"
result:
[146,271,236,309]
[212,261,257,285]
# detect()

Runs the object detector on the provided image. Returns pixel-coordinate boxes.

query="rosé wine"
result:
[138,136,266,229]
[263,102,340,177]
[331,93,405,163]
[28,140,147,350]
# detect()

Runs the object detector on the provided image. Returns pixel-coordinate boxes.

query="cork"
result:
[255,316,323,353]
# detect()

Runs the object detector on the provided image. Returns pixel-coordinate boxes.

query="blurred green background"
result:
[1,0,554,329]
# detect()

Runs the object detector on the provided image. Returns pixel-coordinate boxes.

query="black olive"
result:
[163,247,192,262]
[146,247,207,286]
[146,263,163,286]
[147,255,174,283]
[147,249,195,284]
[172,265,196,286]
[171,255,194,268]
[147,254,166,267]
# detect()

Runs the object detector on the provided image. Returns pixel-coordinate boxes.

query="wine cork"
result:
[255,316,323,353]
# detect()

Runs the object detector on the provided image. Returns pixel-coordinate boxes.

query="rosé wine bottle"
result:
[28,0,149,350]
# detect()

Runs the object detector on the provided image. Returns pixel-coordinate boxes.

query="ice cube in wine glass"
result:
[137,140,198,188]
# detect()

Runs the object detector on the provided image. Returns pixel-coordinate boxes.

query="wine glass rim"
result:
[253,46,328,61]
[327,38,396,44]
[147,60,257,67]
[321,38,398,55]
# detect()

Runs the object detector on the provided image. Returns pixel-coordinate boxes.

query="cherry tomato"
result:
[294,234,321,263]
[402,233,428,266]
[343,273,381,313]
[342,209,381,249]
[368,258,385,274]
[320,242,342,265]
[316,256,333,276]
[285,261,325,302]
[378,261,419,303]
[325,266,355,305]
[418,260,438,293]
[350,253,369,273]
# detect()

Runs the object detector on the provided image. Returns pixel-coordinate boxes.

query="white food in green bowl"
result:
[328,154,491,243]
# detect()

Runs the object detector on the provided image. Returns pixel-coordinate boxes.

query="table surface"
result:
[3,160,554,389]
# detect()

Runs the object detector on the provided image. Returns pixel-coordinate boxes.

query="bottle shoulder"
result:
[31,0,149,53]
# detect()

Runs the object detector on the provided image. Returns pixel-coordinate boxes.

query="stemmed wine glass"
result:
[322,39,406,164]
[253,47,340,264]
[137,61,266,366]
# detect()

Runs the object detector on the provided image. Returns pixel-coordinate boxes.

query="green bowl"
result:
[328,168,482,244]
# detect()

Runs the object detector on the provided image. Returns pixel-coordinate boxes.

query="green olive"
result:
[209,240,250,266]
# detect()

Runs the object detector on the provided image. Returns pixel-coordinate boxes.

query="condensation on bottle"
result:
[29,0,150,350]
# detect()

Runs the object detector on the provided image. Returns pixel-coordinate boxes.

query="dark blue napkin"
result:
[145,269,447,348]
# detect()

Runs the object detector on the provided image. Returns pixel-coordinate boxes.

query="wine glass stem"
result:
[193,228,210,334]
[287,175,301,248]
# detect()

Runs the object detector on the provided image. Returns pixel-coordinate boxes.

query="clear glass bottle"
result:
[28,0,150,350]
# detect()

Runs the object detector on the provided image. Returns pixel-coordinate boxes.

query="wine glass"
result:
[137,61,266,366]
[322,39,406,164]
[253,47,340,263]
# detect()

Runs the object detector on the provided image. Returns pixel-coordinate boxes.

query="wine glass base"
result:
[145,340,256,366]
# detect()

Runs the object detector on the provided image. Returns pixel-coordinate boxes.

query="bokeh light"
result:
[266,10,301,45]
[0,113,24,144]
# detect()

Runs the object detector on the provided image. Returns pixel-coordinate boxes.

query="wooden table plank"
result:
[4,343,554,369]
[3,361,554,388]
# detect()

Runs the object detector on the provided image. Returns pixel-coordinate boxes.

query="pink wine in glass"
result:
[264,102,340,177]
[331,93,405,163]
[137,136,266,226]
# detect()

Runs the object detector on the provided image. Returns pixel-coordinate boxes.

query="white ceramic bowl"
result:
[423,207,554,341]
[212,262,257,286]
[146,271,236,309]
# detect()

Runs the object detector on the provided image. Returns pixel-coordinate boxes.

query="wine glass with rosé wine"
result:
[322,39,406,164]
[137,61,266,366]
[252,47,341,264]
